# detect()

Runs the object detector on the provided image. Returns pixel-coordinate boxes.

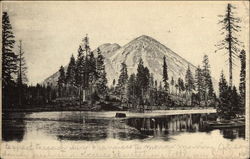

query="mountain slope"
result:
[42,35,217,92]
[108,35,197,85]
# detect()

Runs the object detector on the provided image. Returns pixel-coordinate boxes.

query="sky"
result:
[2,1,249,87]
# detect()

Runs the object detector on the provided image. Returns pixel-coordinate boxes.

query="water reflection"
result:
[220,128,245,140]
[2,112,245,142]
[2,113,25,142]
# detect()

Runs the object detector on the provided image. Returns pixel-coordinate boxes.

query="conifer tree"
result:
[66,54,76,85]
[239,49,246,111]
[17,40,28,85]
[66,54,76,97]
[117,62,128,102]
[136,59,145,99]
[150,73,154,88]
[2,12,17,87]
[155,80,158,90]
[149,73,155,106]
[218,71,229,118]
[82,35,91,89]
[195,65,203,105]
[185,65,195,93]
[58,66,66,97]
[127,73,136,103]
[136,59,150,104]
[202,55,214,106]
[75,45,85,87]
[171,77,175,94]
[175,83,179,95]
[178,78,185,96]
[185,65,195,105]
[82,35,91,55]
[17,40,28,106]
[143,67,150,92]
[96,48,108,98]
[216,3,242,87]
[162,56,169,92]
[88,51,97,93]
[231,86,240,114]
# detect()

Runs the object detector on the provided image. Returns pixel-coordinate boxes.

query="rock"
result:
[115,113,126,118]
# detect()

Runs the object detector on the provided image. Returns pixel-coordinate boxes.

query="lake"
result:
[1,110,248,159]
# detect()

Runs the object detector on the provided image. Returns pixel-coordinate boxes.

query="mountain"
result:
[108,35,197,85]
[42,35,217,92]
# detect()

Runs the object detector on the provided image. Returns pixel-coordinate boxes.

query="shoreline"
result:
[2,108,217,118]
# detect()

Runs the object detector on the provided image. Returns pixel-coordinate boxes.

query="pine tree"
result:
[75,45,85,87]
[218,71,229,118]
[82,35,91,90]
[178,78,185,96]
[218,71,239,119]
[219,71,228,96]
[88,51,97,94]
[185,65,195,92]
[239,49,246,111]
[143,67,150,92]
[171,77,175,94]
[150,73,154,88]
[117,62,129,102]
[136,58,145,100]
[127,73,136,103]
[82,35,91,56]
[136,59,151,105]
[58,66,66,97]
[65,54,76,97]
[195,65,203,105]
[162,56,169,92]
[149,73,155,106]
[231,86,240,115]
[96,48,108,98]
[2,12,17,87]
[66,54,76,85]
[175,83,179,95]
[155,80,158,90]
[185,65,195,105]
[216,3,242,87]
[202,55,214,106]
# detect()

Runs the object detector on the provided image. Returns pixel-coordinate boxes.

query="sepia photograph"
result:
[1,1,249,159]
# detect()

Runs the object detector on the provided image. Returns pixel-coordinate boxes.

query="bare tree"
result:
[17,40,28,85]
[17,40,28,106]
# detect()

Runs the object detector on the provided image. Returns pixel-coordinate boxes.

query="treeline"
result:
[56,35,108,103]
[110,54,216,108]
[217,50,246,119]
[2,12,58,110]
[111,58,172,108]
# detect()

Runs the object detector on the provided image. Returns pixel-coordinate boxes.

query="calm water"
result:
[1,111,248,159]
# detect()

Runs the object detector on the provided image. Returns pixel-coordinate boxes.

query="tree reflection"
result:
[2,113,25,142]
[220,128,245,140]
[2,112,245,142]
